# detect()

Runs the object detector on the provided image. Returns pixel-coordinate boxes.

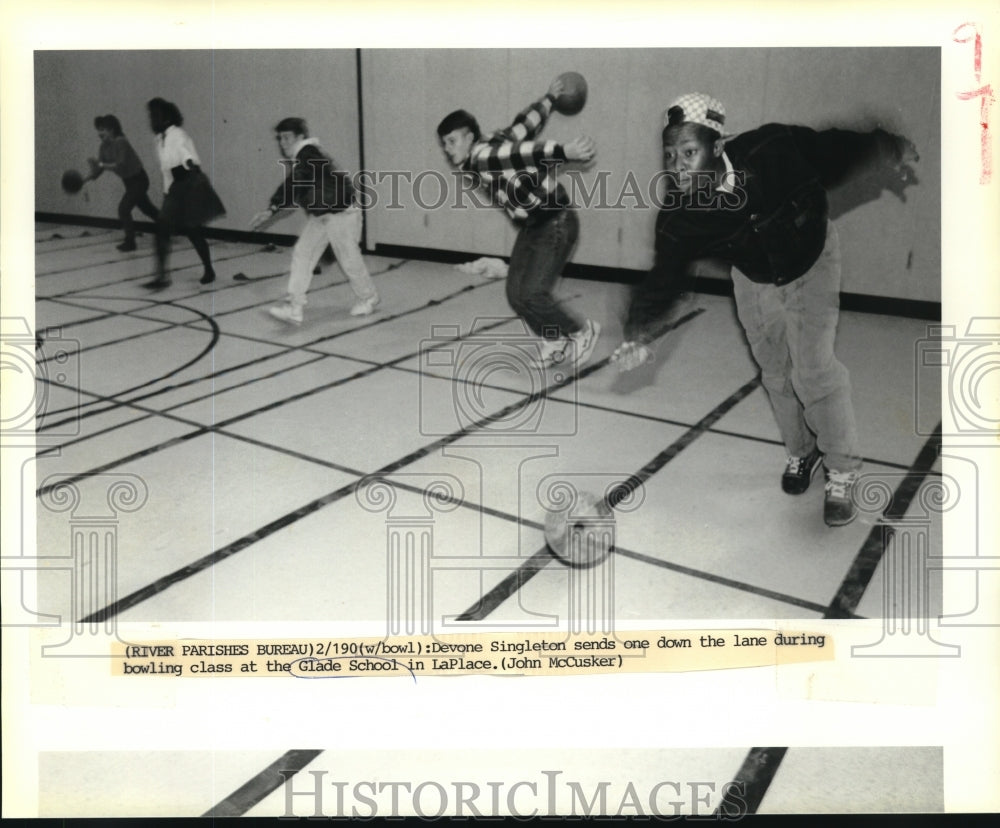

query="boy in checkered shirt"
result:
[615,93,918,526]
[437,77,600,368]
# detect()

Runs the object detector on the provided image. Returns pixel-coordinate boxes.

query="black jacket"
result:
[269,141,355,216]
[625,123,906,343]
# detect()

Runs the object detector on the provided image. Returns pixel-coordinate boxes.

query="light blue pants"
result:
[731,220,861,473]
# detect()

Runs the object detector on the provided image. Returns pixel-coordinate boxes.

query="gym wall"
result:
[361,47,940,303]
[35,47,940,303]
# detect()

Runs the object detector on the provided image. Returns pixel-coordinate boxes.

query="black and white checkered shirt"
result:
[463,95,570,221]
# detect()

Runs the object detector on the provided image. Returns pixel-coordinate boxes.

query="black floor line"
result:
[38,247,260,299]
[823,424,942,619]
[202,749,324,818]
[164,270,496,358]
[35,233,121,254]
[168,257,409,327]
[36,225,935,662]
[38,311,505,499]
[37,319,180,366]
[36,302,145,334]
[37,347,334,437]
[36,310,222,427]
[213,427,833,621]
[714,746,789,816]
[34,230,921,820]
[453,374,762,621]
[78,315,703,622]
[36,350,333,458]
[35,263,481,430]
[613,546,836,615]
[35,312,515,497]
[455,549,555,621]
[38,426,213,500]
[51,309,222,405]
[36,411,157,458]
[35,237,228,278]
[389,361,922,475]
[51,394,836,621]
[35,297,348,428]
[39,256,284,310]
[38,282,925,626]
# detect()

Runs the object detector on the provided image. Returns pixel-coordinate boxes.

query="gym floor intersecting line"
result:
[31,225,944,816]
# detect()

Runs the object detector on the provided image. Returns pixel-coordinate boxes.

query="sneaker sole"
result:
[267,309,302,325]
[824,510,858,527]
[349,300,380,317]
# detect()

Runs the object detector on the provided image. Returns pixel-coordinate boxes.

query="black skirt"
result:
[161,165,226,228]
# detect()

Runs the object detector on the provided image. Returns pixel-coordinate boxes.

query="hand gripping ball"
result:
[61,169,84,194]
[553,71,588,116]
[544,490,615,568]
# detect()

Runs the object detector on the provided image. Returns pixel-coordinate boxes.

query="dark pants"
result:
[119,170,159,243]
[154,221,213,280]
[154,169,215,279]
[506,208,581,339]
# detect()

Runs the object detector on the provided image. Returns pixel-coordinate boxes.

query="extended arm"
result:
[788,124,918,189]
[615,220,690,371]
[504,72,572,140]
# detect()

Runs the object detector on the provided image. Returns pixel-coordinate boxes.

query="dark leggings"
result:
[154,221,213,279]
[155,169,214,279]
[119,171,159,242]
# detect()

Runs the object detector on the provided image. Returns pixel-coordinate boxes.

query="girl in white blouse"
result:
[145,97,225,290]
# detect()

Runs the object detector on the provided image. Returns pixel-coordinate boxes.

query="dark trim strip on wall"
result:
[34,212,941,321]
[355,47,368,251]
[36,212,299,249]
[371,242,942,321]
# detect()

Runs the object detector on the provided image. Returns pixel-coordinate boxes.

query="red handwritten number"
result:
[954,22,994,184]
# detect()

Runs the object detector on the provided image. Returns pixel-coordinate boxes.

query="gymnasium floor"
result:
[28,222,944,816]
[32,222,942,627]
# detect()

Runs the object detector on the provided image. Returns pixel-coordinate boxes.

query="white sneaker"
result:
[350,295,380,317]
[824,469,859,527]
[535,337,569,368]
[268,303,303,325]
[567,320,601,368]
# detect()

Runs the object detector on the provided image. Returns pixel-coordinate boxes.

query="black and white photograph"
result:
[2,0,998,820]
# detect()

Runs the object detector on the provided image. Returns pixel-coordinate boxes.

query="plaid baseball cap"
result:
[663,93,729,136]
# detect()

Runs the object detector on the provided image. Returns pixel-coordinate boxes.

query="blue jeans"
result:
[506,208,581,339]
[731,220,861,472]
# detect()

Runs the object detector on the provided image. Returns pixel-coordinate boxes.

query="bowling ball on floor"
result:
[544,490,614,568]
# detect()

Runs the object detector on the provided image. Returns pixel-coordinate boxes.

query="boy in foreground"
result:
[615,93,918,526]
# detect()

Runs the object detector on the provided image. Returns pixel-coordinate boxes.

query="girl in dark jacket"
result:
[87,114,159,252]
